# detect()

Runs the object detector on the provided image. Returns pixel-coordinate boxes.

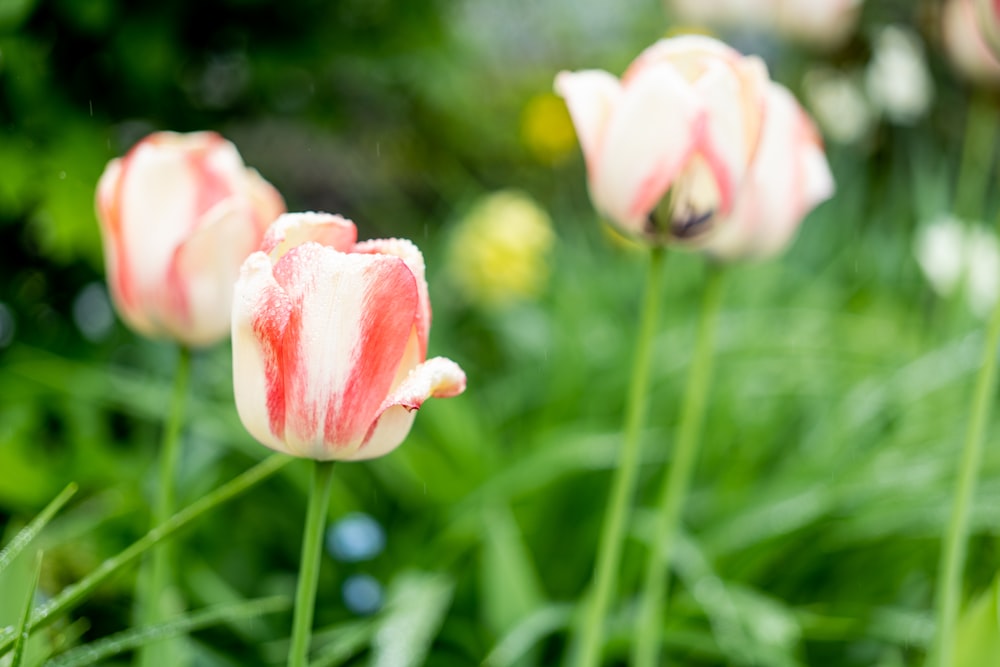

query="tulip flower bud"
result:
[556,35,833,260]
[95,131,285,347]
[232,213,466,461]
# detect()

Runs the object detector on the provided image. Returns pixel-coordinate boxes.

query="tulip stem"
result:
[931,92,1000,667]
[137,345,191,667]
[288,459,335,667]
[633,264,725,667]
[933,241,1000,667]
[574,245,666,667]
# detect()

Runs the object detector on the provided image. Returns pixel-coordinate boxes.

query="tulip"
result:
[942,0,1000,86]
[556,36,769,243]
[96,131,285,347]
[556,35,833,260]
[232,212,466,461]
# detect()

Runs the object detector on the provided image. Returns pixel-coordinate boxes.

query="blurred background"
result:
[2,0,1000,664]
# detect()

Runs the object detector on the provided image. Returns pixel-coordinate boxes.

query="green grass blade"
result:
[308,620,375,667]
[11,551,43,667]
[43,597,289,667]
[370,572,453,667]
[0,483,77,574]
[483,604,574,667]
[0,454,291,656]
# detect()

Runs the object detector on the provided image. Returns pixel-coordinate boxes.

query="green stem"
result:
[573,245,666,667]
[932,257,1000,667]
[634,265,725,667]
[931,92,1000,667]
[137,346,192,665]
[0,454,291,657]
[287,460,336,667]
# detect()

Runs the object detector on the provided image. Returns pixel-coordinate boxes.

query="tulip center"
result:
[653,155,720,240]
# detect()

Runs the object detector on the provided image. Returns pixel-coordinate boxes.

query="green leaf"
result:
[483,603,574,667]
[0,455,291,657]
[480,503,544,635]
[308,619,375,667]
[0,0,37,31]
[0,483,77,575]
[954,574,1000,667]
[369,572,453,667]
[10,551,42,667]
[43,597,289,667]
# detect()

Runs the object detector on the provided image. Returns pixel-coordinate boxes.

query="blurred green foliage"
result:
[3,0,1000,665]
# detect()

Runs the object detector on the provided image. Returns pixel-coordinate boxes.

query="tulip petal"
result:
[246,167,287,233]
[260,212,358,260]
[591,62,703,234]
[554,70,622,173]
[171,198,262,346]
[346,357,467,461]
[353,237,430,359]
[95,157,153,334]
[271,244,418,458]
[232,251,294,454]
[703,83,833,260]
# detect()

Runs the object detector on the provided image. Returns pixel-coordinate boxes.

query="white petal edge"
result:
[232,251,292,455]
[554,69,622,173]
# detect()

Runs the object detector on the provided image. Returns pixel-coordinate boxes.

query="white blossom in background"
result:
[667,0,864,50]
[915,216,1000,318]
[865,26,934,125]
[803,68,875,144]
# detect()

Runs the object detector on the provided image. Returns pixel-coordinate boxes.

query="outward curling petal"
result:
[347,357,468,461]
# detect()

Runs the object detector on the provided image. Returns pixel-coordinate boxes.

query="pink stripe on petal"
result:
[353,237,430,357]
[268,245,418,453]
[328,256,420,447]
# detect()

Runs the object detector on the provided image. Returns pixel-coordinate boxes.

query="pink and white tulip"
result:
[942,0,1000,86]
[232,213,466,461]
[95,131,285,347]
[556,36,833,260]
[556,36,769,243]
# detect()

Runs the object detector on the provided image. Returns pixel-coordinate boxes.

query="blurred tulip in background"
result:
[95,131,285,347]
